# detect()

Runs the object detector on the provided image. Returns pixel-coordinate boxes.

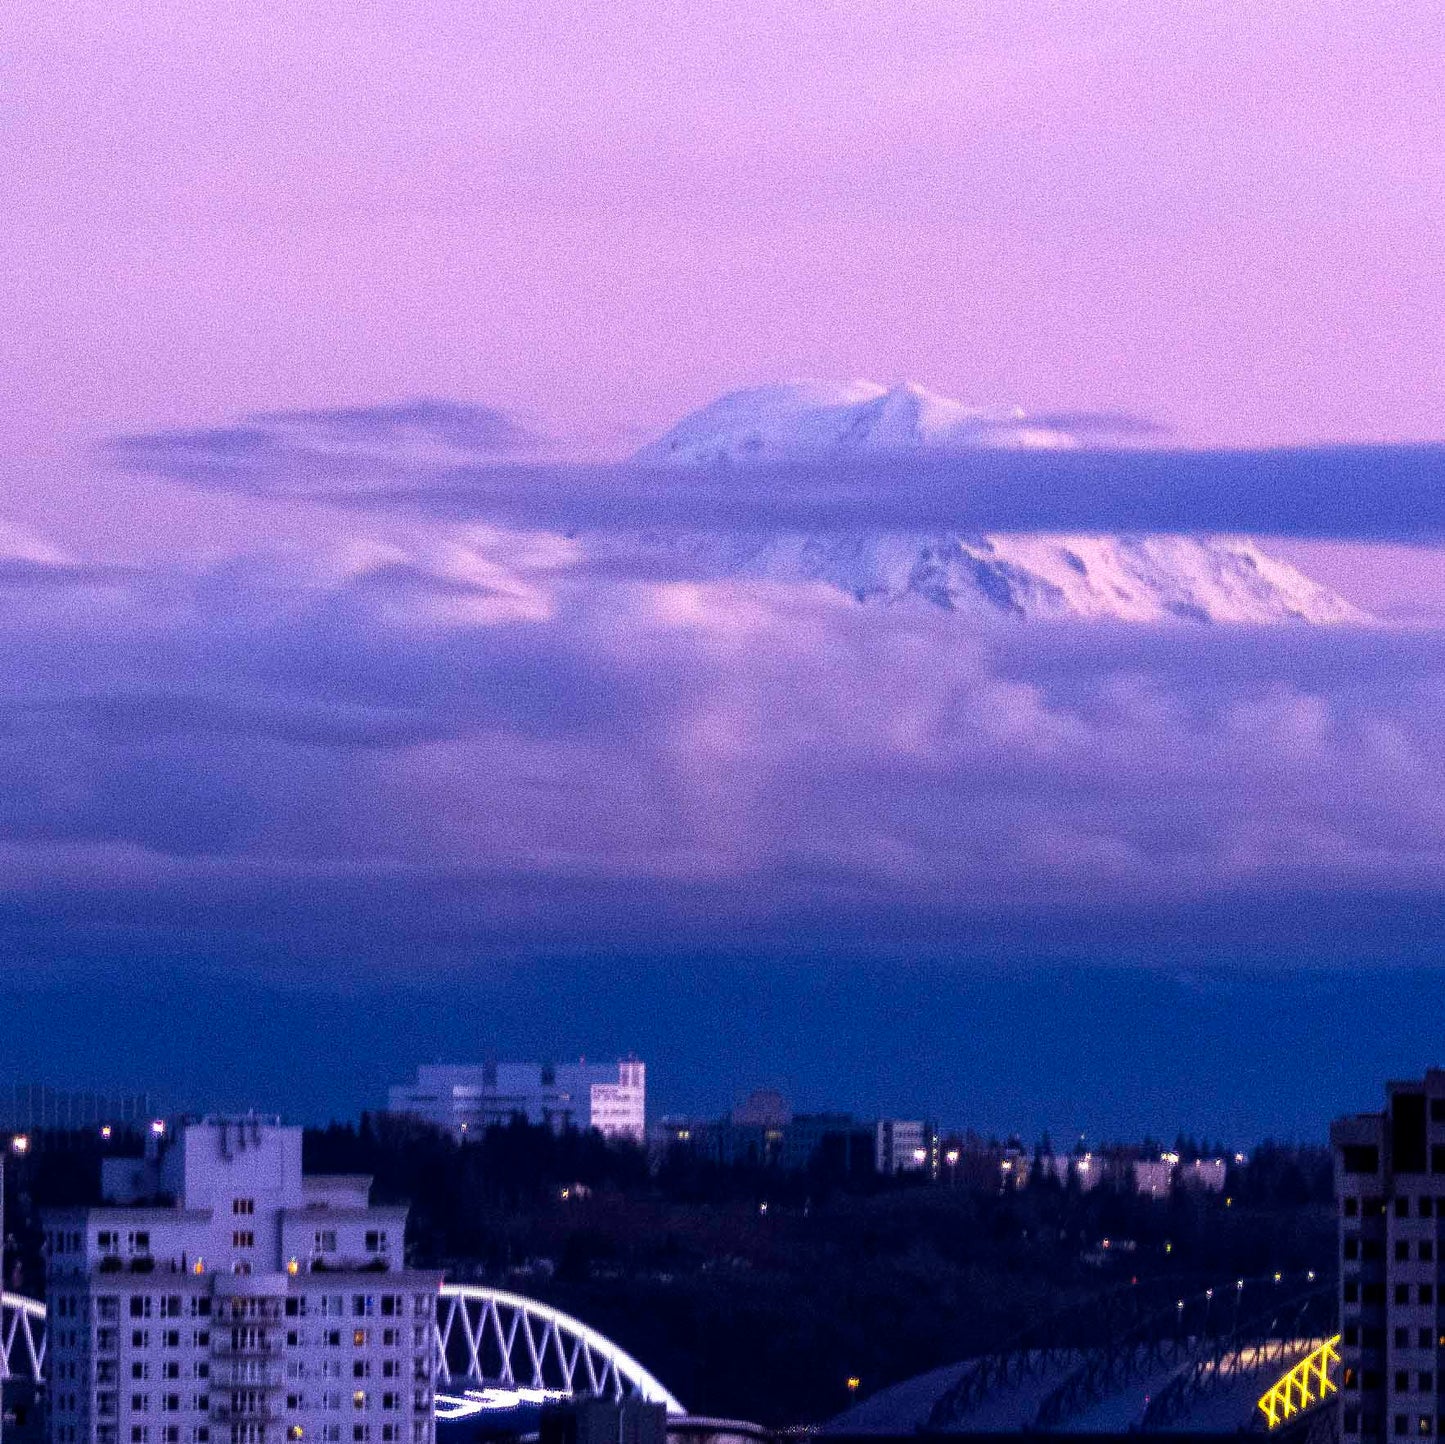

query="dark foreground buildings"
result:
[1333,1070,1445,1444]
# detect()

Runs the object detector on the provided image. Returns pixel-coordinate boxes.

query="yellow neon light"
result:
[1257,1337,1342,1429]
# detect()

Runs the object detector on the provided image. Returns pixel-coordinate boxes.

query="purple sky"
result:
[4,1,1445,1128]
[7,0,1444,456]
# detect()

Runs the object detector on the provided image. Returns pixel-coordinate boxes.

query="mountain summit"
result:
[620,381,1364,625]
[633,380,1078,464]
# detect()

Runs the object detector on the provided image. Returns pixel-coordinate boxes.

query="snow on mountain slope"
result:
[632,380,1077,465]
[618,382,1365,625]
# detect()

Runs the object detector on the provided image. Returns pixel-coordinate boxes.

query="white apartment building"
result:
[874,1120,933,1176]
[386,1061,644,1144]
[42,1117,441,1444]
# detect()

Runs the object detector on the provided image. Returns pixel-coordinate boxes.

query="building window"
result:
[1424,1242,1436,1262]
[1346,1238,1361,1260]
[1422,1197,1435,1217]
[1397,1374,1410,1394]
[130,1299,153,1319]
[1346,1197,1360,1217]
[1398,1241,1411,1261]
[315,1232,337,1253]
[1397,1286,1411,1306]
[232,1231,255,1249]
[233,1199,255,1216]
[365,1232,387,1253]
[1423,1286,1436,1305]
[1420,1374,1434,1393]
[1346,1282,1361,1303]
[132,1430,149,1444]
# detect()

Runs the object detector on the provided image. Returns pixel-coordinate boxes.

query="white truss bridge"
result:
[2,1286,682,1416]
[0,1290,46,1386]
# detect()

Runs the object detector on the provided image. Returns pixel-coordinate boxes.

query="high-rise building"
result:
[1331,1071,1445,1444]
[41,1116,441,1444]
[386,1061,644,1144]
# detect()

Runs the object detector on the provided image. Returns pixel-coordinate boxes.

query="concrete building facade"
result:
[42,1117,440,1444]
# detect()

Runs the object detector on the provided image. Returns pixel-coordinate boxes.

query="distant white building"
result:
[1133,1154,1230,1198]
[1179,1157,1228,1192]
[43,1115,440,1444]
[875,1120,933,1176]
[387,1060,645,1144]
[1133,1158,1175,1199]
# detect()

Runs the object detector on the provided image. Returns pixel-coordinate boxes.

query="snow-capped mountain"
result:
[617,381,1364,625]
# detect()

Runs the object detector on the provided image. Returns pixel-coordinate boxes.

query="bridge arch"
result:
[1,1289,46,1383]
[2,1286,680,1415]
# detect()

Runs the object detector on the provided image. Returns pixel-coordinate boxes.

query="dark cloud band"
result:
[110,406,1445,541]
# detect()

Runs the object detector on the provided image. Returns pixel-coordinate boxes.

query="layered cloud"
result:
[0,505,1443,967]
[113,401,1445,541]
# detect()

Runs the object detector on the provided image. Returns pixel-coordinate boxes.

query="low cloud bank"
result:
[0,521,1441,960]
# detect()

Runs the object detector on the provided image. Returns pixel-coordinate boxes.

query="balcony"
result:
[212,1334,284,1358]
[210,1400,284,1424]
[213,1364,285,1389]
